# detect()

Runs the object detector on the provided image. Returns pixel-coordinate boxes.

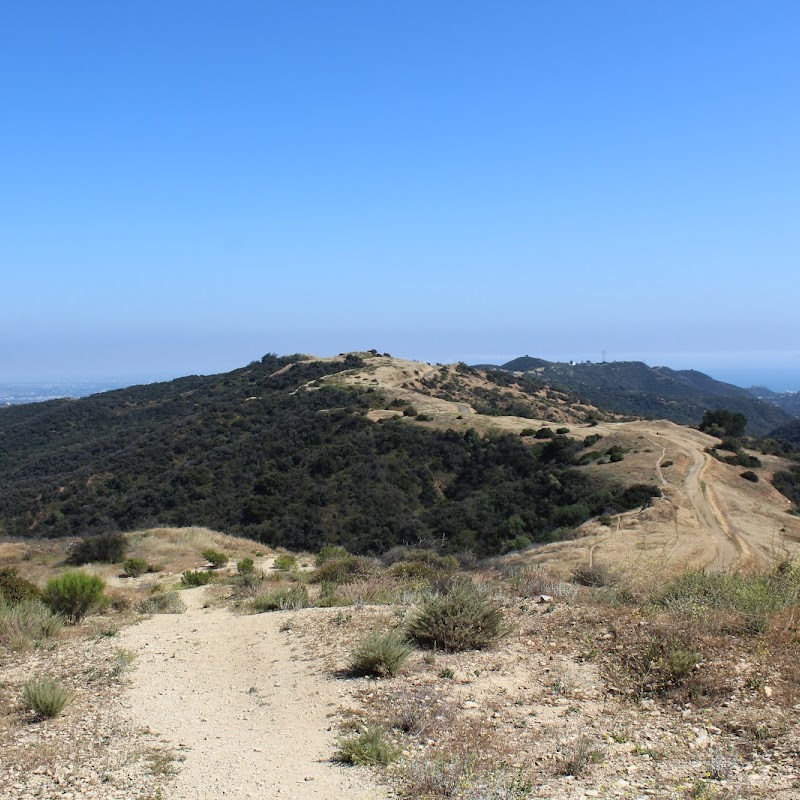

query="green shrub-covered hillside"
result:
[0,354,659,556]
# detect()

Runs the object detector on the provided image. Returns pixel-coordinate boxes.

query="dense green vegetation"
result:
[699,409,747,438]
[770,419,800,446]
[488,358,792,435]
[0,355,659,556]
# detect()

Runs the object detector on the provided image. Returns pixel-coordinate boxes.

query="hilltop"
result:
[483,356,793,436]
[0,352,657,557]
[1,350,799,575]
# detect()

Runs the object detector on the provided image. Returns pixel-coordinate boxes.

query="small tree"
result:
[67,533,128,565]
[700,410,747,438]
[202,549,228,569]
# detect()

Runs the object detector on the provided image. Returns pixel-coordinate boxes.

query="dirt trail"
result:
[629,422,754,569]
[118,587,386,800]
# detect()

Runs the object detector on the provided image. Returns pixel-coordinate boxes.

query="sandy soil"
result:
[117,584,387,800]
[524,418,800,577]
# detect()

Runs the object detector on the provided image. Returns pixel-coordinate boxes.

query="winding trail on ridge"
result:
[633,422,755,570]
[118,585,385,800]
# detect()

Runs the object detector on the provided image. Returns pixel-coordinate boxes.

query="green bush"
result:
[572,563,615,588]
[123,558,149,578]
[0,599,63,649]
[380,547,458,572]
[201,549,228,569]
[180,570,217,587]
[315,545,350,566]
[741,471,759,483]
[519,428,538,437]
[534,427,555,439]
[42,571,105,623]
[606,445,626,463]
[237,557,255,574]
[273,554,297,571]
[23,677,74,718]
[67,533,128,565]
[700,409,747,438]
[336,726,400,765]
[0,567,41,605]
[556,427,571,434]
[350,630,414,677]
[316,580,350,608]
[657,568,800,632]
[137,591,186,614]
[250,584,309,612]
[408,580,508,652]
[388,561,438,582]
[311,555,376,584]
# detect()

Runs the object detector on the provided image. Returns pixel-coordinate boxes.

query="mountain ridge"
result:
[479,356,793,435]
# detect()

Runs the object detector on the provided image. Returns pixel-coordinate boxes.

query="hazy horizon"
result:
[3,347,800,394]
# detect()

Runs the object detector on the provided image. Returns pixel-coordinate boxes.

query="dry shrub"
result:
[557,735,604,776]
[250,584,309,612]
[607,613,735,701]
[350,629,414,677]
[311,555,377,584]
[386,685,457,738]
[572,563,616,588]
[505,564,577,601]
[0,567,41,604]
[0,599,63,650]
[401,717,529,800]
[336,575,399,605]
[137,591,186,614]
[23,677,74,719]
[408,579,509,652]
[336,725,400,765]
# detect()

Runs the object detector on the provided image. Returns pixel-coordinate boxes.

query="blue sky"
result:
[2,1,799,389]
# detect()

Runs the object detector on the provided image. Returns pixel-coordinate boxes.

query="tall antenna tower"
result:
[601,349,607,363]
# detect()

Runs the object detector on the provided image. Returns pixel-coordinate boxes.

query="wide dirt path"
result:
[118,587,386,800]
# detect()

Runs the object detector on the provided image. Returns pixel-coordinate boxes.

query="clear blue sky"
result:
[2,1,799,389]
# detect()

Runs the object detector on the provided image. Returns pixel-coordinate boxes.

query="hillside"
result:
[749,386,800,417]
[3,529,800,799]
[485,357,793,435]
[0,353,655,556]
[770,419,800,445]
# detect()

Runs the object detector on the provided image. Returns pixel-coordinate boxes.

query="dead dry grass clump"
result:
[601,562,800,707]
[334,575,400,605]
[504,564,578,601]
[249,584,310,612]
[136,590,186,615]
[384,685,458,738]
[0,598,64,650]
[400,717,531,800]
